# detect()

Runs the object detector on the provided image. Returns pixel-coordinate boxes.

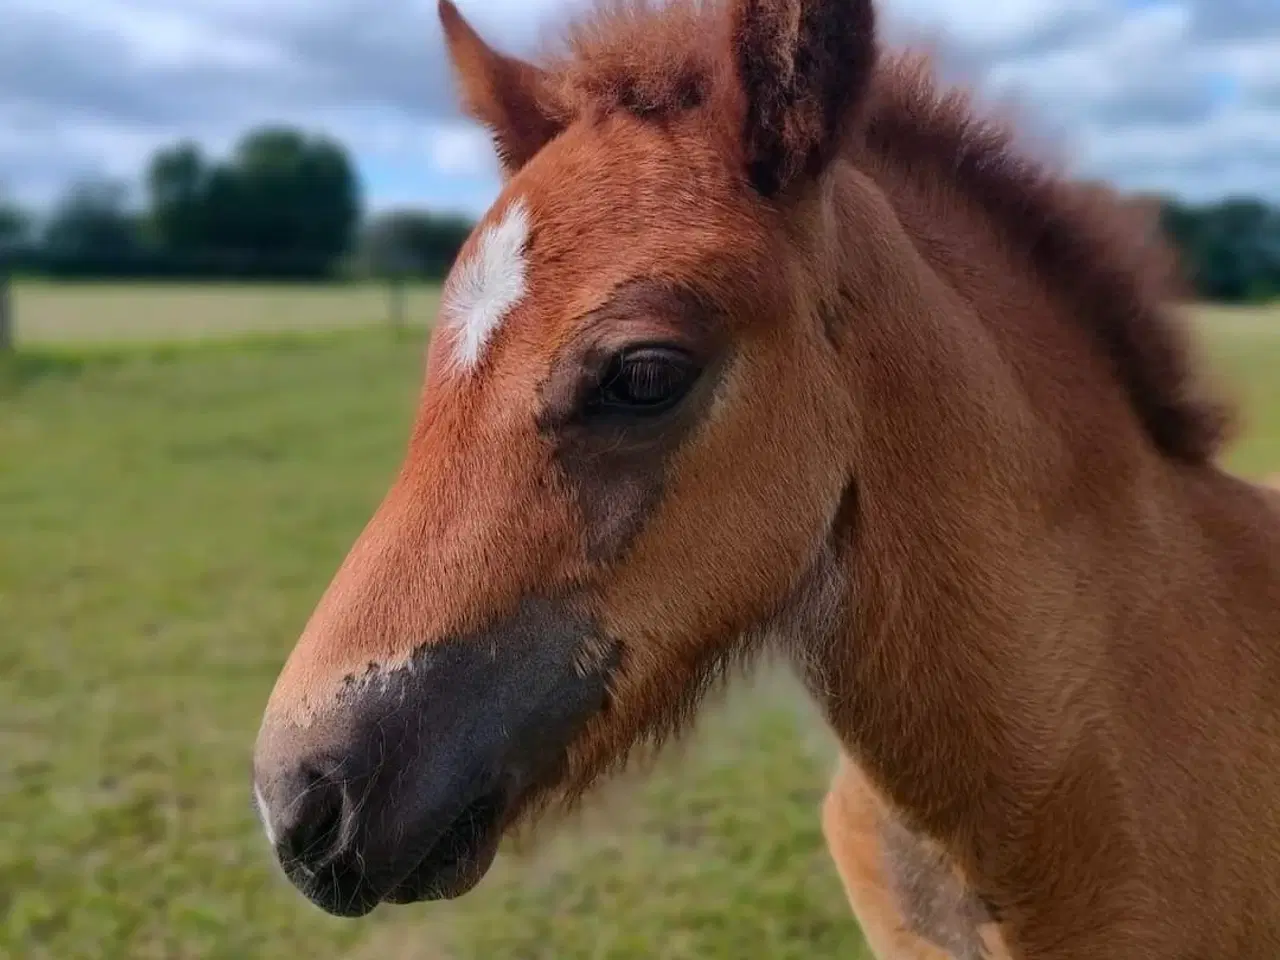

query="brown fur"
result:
[472,0,1229,464]
[859,56,1231,463]
[824,759,1009,960]
[531,0,1229,463]
[258,0,1280,955]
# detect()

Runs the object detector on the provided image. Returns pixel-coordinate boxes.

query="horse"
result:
[251,0,1280,955]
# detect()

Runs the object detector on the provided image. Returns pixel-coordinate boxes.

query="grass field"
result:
[9,280,440,346]
[2,284,1278,960]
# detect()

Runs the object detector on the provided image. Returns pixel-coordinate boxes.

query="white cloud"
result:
[9,0,286,71]
[1,0,1277,214]
[890,0,1109,51]
[428,127,497,178]
[1211,36,1280,101]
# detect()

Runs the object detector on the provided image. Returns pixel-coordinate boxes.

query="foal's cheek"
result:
[577,473,662,564]
[550,435,671,566]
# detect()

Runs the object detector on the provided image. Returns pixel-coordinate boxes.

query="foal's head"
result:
[254,0,875,914]
[252,0,1219,918]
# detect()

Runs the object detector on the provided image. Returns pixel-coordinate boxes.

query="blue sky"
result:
[2,0,1278,217]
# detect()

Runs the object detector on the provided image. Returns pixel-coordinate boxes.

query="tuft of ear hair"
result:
[729,0,878,197]
[438,0,564,176]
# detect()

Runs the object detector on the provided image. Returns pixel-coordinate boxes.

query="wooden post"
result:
[0,261,12,354]
[388,271,407,332]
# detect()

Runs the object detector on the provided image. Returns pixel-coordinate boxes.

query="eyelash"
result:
[586,346,701,418]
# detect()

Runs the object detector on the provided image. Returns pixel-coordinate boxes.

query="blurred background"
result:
[1,0,1277,958]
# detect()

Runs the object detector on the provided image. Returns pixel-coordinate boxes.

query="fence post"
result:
[0,257,12,354]
[388,270,407,332]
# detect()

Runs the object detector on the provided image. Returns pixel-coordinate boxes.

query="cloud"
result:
[1186,0,1280,42]
[1,0,1278,214]
[889,0,1112,58]
[902,0,1280,199]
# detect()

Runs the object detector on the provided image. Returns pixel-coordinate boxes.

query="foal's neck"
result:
[799,172,1193,839]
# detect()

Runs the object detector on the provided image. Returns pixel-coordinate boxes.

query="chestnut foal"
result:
[252,0,1280,955]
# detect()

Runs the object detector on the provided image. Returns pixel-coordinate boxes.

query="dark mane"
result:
[538,0,1233,464]
[862,53,1233,464]
[541,0,725,119]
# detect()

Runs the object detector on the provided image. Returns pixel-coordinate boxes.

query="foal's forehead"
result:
[436,120,765,377]
[441,197,532,374]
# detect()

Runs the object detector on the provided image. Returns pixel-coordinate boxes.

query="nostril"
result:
[275,766,348,870]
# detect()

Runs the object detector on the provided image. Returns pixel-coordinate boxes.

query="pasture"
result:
[2,283,1278,959]
[9,280,441,346]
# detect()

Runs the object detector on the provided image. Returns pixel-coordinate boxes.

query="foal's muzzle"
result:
[252,602,614,917]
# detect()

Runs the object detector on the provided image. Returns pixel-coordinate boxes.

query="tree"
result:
[42,179,142,274]
[0,195,31,251]
[146,141,209,256]
[210,127,361,275]
[362,209,474,279]
[1160,198,1280,303]
[139,126,362,277]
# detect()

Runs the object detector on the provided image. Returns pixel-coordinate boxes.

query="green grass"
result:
[9,280,440,346]
[2,290,1277,960]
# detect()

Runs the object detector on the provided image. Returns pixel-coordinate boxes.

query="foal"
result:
[252,0,1280,955]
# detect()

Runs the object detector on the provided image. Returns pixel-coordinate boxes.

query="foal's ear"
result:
[438,0,563,176]
[728,0,878,197]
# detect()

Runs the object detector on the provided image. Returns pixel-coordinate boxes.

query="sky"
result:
[2,0,1278,218]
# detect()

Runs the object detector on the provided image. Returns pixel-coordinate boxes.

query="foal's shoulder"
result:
[1259,474,1280,511]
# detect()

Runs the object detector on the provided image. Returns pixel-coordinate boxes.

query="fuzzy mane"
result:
[533,0,1232,464]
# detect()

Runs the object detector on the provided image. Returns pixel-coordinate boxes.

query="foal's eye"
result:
[590,346,700,417]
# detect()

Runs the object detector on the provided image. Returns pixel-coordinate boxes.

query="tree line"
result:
[0,125,470,283]
[0,124,1277,302]
[1159,199,1280,304]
